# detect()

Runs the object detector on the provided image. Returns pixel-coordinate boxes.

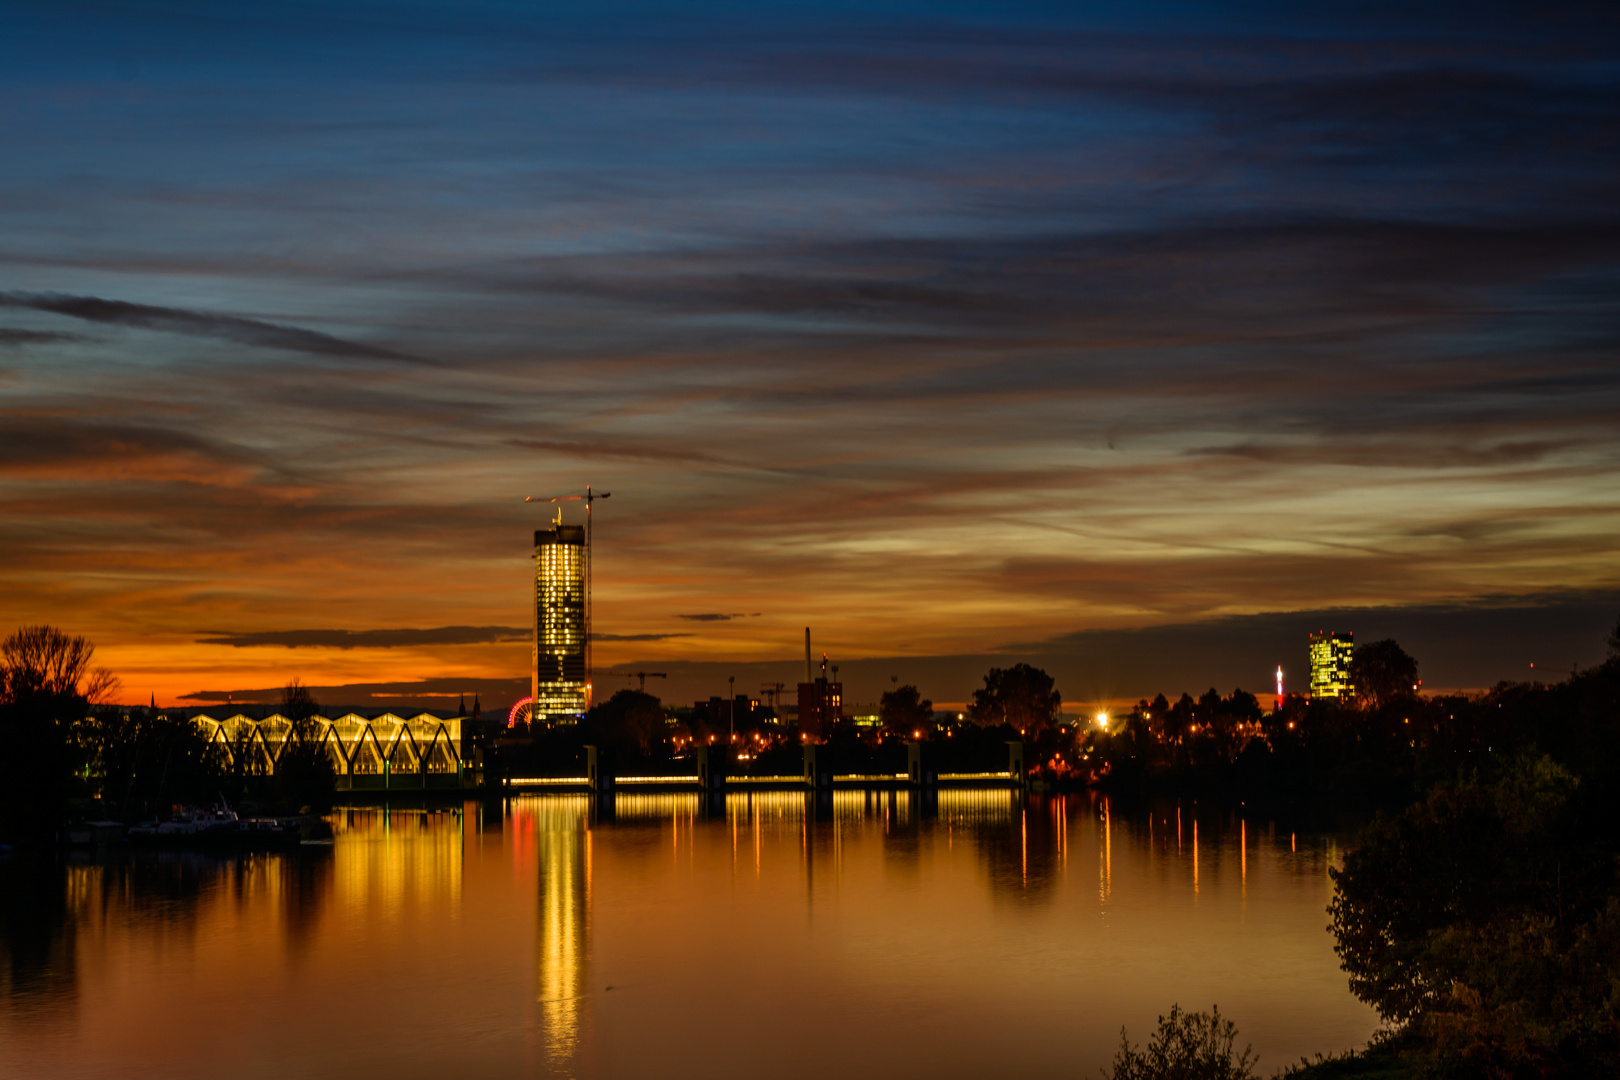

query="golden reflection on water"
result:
[0,792,1378,1080]
[334,806,463,916]
[510,797,591,1072]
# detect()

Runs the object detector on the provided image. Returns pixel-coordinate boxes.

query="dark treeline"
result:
[1103,619,1620,1080]
[1089,635,1619,812]
[0,626,335,842]
[1312,631,1620,1079]
[489,661,1066,781]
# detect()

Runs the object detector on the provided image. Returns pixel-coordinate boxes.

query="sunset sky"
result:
[2,1,1617,710]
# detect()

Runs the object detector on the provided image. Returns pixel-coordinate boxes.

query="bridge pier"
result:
[696,744,727,793]
[906,741,936,789]
[803,744,831,792]
[1007,741,1026,789]
[586,745,615,795]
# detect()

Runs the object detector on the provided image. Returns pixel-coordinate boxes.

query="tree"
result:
[968,664,1061,734]
[585,690,666,757]
[1349,639,1419,711]
[0,625,121,838]
[1105,1005,1257,1080]
[1224,689,1261,721]
[79,705,218,812]
[1608,613,1620,663]
[1,625,119,705]
[1327,750,1620,1076]
[275,679,335,811]
[879,683,933,737]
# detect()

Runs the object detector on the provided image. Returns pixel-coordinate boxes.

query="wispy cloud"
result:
[509,438,729,465]
[0,293,425,363]
[0,328,79,346]
[196,626,529,649]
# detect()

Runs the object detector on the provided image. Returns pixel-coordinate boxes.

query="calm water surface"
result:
[0,792,1378,1079]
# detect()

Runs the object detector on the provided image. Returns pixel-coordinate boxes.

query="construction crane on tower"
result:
[626,671,667,693]
[525,485,610,710]
[760,682,786,714]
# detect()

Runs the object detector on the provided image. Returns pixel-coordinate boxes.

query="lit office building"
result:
[534,524,587,723]
[1308,630,1354,699]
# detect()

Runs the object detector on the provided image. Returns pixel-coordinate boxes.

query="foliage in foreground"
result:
[1323,623,1620,1079]
[1329,750,1620,1077]
[1104,1005,1257,1080]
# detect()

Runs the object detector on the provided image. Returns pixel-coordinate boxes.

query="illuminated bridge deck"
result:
[503,772,1019,792]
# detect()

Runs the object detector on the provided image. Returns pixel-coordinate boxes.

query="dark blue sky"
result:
[1,0,1617,705]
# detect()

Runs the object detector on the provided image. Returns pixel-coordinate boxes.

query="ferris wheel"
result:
[508,697,535,728]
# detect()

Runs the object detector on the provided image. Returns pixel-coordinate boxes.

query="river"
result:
[0,791,1379,1079]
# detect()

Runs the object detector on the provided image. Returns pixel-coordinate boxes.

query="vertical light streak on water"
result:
[532,798,588,1074]
[1241,819,1248,901]
[1104,800,1112,902]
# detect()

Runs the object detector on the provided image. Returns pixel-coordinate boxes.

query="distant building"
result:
[171,706,470,789]
[797,658,842,738]
[797,679,841,737]
[534,524,587,723]
[796,628,842,738]
[1309,631,1354,699]
[692,695,760,729]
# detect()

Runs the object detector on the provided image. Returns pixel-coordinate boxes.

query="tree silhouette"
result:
[0,625,121,836]
[0,625,118,705]
[1349,639,1419,711]
[275,678,335,811]
[879,683,933,737]
[968,664,1061,734]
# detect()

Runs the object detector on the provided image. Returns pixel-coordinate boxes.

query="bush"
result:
[1104,1004,1257,1080]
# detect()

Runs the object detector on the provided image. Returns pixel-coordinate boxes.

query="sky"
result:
[1,0,1617,711]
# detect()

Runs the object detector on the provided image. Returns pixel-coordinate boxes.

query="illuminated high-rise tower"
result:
[533,523,587,723]
[1308,631,1354,700]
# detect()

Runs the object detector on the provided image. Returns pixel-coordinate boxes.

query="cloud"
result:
[1187,438,1583,470]
[196,626,529,649]
[0,414,261,484]
[0,328,78,347]
[0,292,425,363]
[178,676,530,708]
[675,613,760,621]
[509,438,730,465]
[591,632,693,641]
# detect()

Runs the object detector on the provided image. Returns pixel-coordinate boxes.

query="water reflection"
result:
[512,796,591,1070]
[1,794,1373,1080]
[0,845,337,1026]
[0,854,76,1016]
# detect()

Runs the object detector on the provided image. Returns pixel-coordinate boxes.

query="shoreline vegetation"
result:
[5,619,1619,1077]
[1099,618,1620,1079]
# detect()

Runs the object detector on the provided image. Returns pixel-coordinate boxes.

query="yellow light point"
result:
[1095,712,1108,728]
